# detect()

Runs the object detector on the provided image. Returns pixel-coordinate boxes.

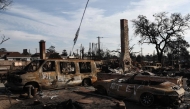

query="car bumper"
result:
[5,82,24,91]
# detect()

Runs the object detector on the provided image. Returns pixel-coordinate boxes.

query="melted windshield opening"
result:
[24,60,45,72]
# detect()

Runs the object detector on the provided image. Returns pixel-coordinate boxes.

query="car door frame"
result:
[108,74,139,99]
[39,60,58,89]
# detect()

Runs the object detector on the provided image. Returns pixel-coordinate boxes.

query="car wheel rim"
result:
[141,93,154,106]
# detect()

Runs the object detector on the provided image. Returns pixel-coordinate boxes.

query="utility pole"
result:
[77,49,78,56]
[88,42,91,59]
[97,36,103,59]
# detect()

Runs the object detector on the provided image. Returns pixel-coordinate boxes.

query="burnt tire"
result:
[23,82,40,93]
[140,92,154,107]
[82,79,91,86]
[97,86,107,95]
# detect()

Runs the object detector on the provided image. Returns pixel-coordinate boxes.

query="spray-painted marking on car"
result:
[58,75,82,82]
[126,85,133,92]
[110,83,142,93]
[134,85,142,95]
[110,83,122,91]
[42,72,51,79]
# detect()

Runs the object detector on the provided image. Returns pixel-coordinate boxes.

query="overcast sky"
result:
[0,0,190,55]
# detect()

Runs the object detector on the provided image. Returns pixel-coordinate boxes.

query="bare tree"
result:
[0,0,12,10]
[0,34,10,45]
[132,12,190,63]
[0,0,12,45]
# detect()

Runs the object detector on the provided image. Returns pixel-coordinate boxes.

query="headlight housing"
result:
[172,85,180,90]
[168,92,179,96]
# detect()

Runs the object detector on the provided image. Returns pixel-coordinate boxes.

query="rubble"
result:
[0,86,124,109]
[1,86,189,109]
[43,99,84,109]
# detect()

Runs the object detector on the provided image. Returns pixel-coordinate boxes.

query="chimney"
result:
[120,19,131,73]
[23,49,27,55]
[39,40,46,59]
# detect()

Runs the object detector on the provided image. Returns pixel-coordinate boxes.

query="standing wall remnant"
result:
[120,19,131,73]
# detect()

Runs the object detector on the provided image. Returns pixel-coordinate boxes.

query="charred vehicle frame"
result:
[6,59,98,92]
[93,73,185,107]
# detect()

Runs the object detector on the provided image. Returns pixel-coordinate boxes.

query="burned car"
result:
[6,59,98,92]
[93,73,185,107]
[97,72,183,87]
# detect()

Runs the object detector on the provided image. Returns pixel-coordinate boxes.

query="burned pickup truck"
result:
[93,73,185,107]
[6,59,98,91]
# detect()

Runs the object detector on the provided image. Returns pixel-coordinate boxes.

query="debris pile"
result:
[43,99,83,109]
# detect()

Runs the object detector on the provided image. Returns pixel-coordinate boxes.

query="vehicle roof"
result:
[36,59,95,62]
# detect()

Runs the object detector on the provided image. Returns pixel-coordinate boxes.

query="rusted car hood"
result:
[152,81,176,89]
[9,70,27,75]
[149,81,185,95]
[97,73,183,86]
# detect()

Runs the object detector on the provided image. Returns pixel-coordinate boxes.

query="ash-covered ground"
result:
[1,86,190,109]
